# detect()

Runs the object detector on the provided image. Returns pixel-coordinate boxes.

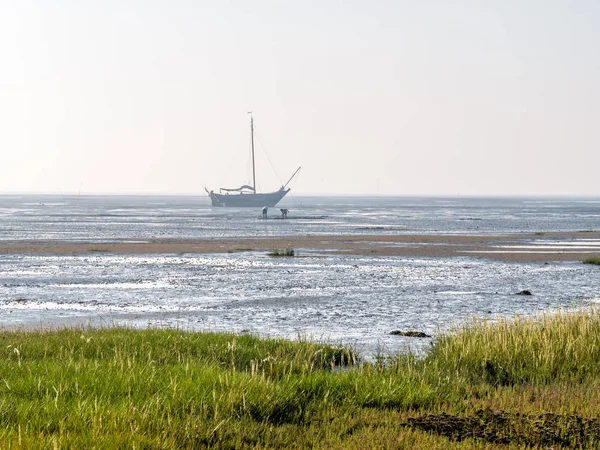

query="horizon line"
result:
[1,191,599,199]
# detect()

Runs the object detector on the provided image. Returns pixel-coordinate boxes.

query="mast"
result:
[250,113,256,193]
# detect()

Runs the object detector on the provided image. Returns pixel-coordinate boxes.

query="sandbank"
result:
[1,231,599,262]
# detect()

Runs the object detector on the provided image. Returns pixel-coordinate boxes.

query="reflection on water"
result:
[1,252,597,357]
[1,195,599,241]
[1,195,598,358]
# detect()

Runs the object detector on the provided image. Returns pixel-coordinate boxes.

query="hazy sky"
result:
[1,1,599,196]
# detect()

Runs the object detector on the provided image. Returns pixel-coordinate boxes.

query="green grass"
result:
[267,247,295,257]
[2,310,600,448]
[427,309,600,385]
[583,256,600,265]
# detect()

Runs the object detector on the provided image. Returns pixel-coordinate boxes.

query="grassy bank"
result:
[1,310,600,448]
[584,256,600,265]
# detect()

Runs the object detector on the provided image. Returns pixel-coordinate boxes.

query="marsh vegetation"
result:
[583,256,600,265]
[267,246,295,257]
[1,310,600,448]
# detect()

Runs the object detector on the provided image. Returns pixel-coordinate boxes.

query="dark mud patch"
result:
[405,409,600,447]
[389,330,431,338]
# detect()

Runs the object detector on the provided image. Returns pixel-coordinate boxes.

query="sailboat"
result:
[206,114,301,207]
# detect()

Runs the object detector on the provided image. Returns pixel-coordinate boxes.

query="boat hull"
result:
[209,189,290,207]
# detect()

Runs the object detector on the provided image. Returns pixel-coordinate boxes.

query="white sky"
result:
[1,1,599,196]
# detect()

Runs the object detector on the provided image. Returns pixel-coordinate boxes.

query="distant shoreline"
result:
[1,231,599,262]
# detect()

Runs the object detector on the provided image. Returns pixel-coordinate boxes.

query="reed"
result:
[427,308,600,385]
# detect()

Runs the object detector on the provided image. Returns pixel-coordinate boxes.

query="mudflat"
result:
[1,231,599,262]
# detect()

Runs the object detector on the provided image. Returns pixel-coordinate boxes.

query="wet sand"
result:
[1,231,599,262]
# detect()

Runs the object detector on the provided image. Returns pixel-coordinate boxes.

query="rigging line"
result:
[246,135,253,187]
[253,127,284,186]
